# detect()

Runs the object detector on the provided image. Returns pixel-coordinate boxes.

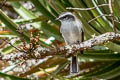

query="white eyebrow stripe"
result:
[58,12,73,18]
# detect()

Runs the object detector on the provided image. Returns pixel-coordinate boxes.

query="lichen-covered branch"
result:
[0,32,120,61]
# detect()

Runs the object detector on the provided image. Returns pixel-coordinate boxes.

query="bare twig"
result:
[0,32,120,61]
[3,39,22,52]
[66,4,109,10]
[109,0,116,33]
[88,14,111,23]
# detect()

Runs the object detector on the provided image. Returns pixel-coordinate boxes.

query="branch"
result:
[109,0,116,33]
[0,32,120,61]
[88,14,111,23]
[66,4,109,10]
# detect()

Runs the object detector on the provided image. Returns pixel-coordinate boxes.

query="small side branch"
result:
[88,14,111,23]
[0,32,120,61]
[109,0,116,33]
[66,4,109,10]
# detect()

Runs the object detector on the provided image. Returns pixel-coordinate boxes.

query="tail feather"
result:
[70,55,79,74]
[80,50,83,54]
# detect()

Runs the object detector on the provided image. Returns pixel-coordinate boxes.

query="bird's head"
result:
[56,12,75,22]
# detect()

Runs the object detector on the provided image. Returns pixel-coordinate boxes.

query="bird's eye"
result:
[65,16,68,19]
[63,16,69,20]
[63,16,67,19]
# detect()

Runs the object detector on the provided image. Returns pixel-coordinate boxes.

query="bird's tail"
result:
[70,55,79,74]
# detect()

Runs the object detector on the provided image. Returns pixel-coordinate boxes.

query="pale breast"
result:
[60,21,82,45]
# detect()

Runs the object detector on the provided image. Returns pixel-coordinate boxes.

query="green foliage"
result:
[0,0,120,80]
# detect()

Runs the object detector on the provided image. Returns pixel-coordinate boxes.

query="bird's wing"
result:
[76,19,84,42]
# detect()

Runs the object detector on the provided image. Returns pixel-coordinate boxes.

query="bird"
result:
[56,12,84,74]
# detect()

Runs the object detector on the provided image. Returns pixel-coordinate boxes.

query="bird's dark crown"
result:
[57,12,75,21]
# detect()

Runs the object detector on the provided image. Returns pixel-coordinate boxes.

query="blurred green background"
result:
[0,0,120,80]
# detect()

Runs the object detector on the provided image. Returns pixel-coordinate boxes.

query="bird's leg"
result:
[77,41,83,54]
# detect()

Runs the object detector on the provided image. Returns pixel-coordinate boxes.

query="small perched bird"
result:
[56,12,84,74]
